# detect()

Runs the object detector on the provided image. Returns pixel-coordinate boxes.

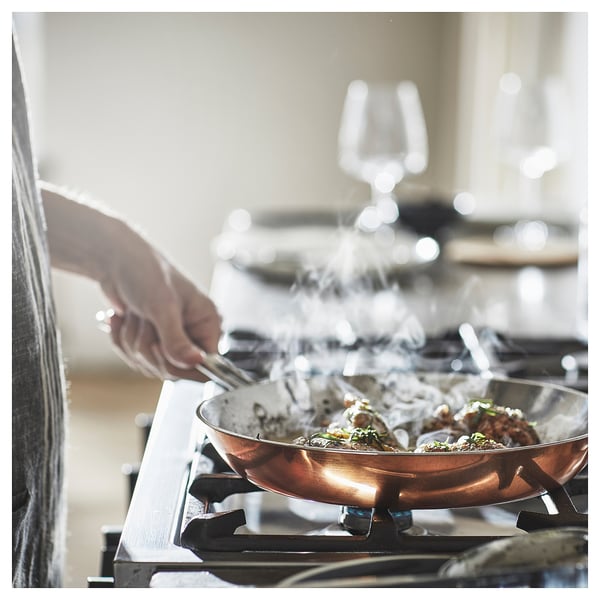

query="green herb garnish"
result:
[348,426,386,450]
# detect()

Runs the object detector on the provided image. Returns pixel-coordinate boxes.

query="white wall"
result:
[16,12,458,370]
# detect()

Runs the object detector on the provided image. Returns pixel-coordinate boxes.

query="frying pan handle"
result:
[195,351,257,390]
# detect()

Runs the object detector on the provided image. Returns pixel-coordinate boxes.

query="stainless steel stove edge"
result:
[113,380,207,587]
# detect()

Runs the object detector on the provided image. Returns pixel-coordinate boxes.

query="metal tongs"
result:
[196,351,258,390]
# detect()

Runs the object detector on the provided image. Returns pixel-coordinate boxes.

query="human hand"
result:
[98,226,222,381]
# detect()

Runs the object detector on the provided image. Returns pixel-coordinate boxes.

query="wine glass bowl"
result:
[338,80,429,230]
[493,72,571,215]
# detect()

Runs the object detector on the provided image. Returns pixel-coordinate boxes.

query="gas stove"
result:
[105,330,587,588]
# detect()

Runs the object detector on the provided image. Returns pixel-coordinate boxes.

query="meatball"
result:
[456,399,540,447]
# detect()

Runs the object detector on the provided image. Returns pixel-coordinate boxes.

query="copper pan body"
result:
[197,373,588,510]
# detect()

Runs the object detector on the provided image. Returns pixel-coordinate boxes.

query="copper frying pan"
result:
[196,372,588,510]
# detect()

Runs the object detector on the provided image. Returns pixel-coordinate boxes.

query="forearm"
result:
[40,182,130,282]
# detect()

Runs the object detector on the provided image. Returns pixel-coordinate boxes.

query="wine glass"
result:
[494,72,571,218]
[338,80,429,231]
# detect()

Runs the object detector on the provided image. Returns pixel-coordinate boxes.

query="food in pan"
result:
[462,398,541,446]
[293,393,540,453]
[415,431,506,452]
[293,394,402,452]
[423,398,541,447]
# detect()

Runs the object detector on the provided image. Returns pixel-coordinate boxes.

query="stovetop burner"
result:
[339,506,417,535]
